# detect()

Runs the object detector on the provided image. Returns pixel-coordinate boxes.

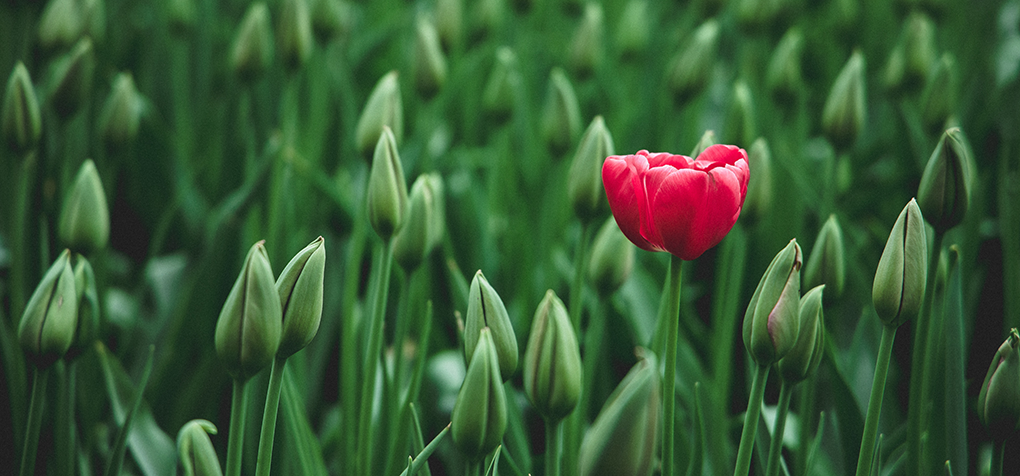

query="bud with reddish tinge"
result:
[743,239,802,366]
[778,285,825,384]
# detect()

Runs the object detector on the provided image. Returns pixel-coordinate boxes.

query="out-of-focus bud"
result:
[568,116,615,222]
[742,138,773,223]
[231,3,273,82]
[615,0,649,59]
[464,270,518,380]
[736,0,787,32]
[873,198,927,328]
[822,51,866,151]
[470,0,505,41]
[766,28,804,101]
[215,241,282,382]
[743,239,802,366]
[541,68,582,156]
[310,0,348,43]
[66,254,99,361]
[918,127,970,234]
[524,290,581,422]
[451,327,508,459]
[666,19,720,103]
[979,329,1020,440]
[803,214,846,297]
[355,71,403,158]
[482,47,520,122]
[725,80,756,146]
[435,0,463,51]
[38,0,85,51]
[920,54,957,134]
[690,129,717,158]
[414,16,448,98]
[568,3,604,77]
[366,127,408,242]
[2,62,42,154]
[778,285,825,384]
[276,236,325,359]
[277,0,313,71]
[50,38,95,119]
[588,217,635,297]
[99,72,144,149]
[579,356,659,476]
[883,12,936,92]
[19,250,78,368]
[177,419,223,476]
[166,0,196,35]
[59,159,109,253]
[393,173,445,271]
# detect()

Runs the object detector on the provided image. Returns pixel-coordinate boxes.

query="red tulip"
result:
[602,145,750,260]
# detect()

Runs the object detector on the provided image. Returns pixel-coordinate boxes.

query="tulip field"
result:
[1,0,1017,475]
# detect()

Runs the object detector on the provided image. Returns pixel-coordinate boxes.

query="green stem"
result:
[226,378,248,476]
[991,440,1004,476]
[56,361,76,476]
[399,422,451,476]
[11,152,35,322]
[357,240,394,476]
[765,381,794,476]
[855,324,898,476]
[734,364,770,476]
[563,221,591,476]
[19,366,48,476]
[796,372,818,476]
[568,222,591,334]
[382,273,414,476]
[906,232,943,476]
[255,357,287,476]
[545,418,563,476]
[663,255,684,476]
[341,222,367,475]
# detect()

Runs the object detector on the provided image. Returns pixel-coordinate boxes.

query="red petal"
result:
[602,154,658,252]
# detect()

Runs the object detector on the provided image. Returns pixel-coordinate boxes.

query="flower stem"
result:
[255,357,287,476]
[19,366,48,476]
[226,378,248,476]
[563,221,591,476]
[340,221,367,475]
[357,240,394,476]
[734,363,770,476]
[855,324,897,476]
[905,232,943,476]
[991,439,1005,476]
[663,255,684,476]
[545,418,563,476]
[765,381,794,476]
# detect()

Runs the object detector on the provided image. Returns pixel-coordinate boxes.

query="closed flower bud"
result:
[919,54,957,134]
[59,159,110,253]
[568,116,615,222]
[579,356,659,476]
[435,0,463,51]
[366,127,408,242]
[588,217,635,297]
[393,173,445,271]
[822,51,866,151]
[66,254,99,361]
[99,72,144,149]
[690,129,717,157]
[743,239,802,366]
[884,12,936,92]
[277,0,313,71]
[803,214,846,297]
[50,38,95,118]
[166,0,196,35]
[276,236,325,359]
[778,285,825,384]
[451,327,508,459]
[38,0,86,51]
[979,329,1020,440]
[355,71,403,158]
[873,199,927,328]
[310,0,348,43]
[615,0,649,59]
[524,290,582,421]
[541,68,582,156]
[736,0,787,32]
[742,138,773,223]
[766,28,804,101]
[725,80,756,146]
[482,47,520,121]
[414,16,448,98]
[568,3,604,77]
[215,241,282,382]
[666,19,720,103]
[918,127,970,234]
[177,419,223,476]
[231,3,273,82]
[470,0,506,42]
[19,250,78,368]
[464,270,518,380]
[2,62,42,153]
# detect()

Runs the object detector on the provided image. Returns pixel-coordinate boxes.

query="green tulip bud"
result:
[177,419,223,476]
[979,329,1020,440]
[884,12,936,92]
[778,285,825,384]
[276,236,325,359]
[615,0,649,59]
[873,198,927,328]
[19,250,78,368]
[920,54,957,134]
[355,71,403,158]
[482,47,520,122]
[524,290,582,421]
[568,3,604,77]
[579,356,659,476]
[393,173,445,272]
[59,159,110,253]
[451,327,508,459]
[766,28,804,101]
[99,72,144,149]
[918,127,971,234]
[541,68,582,156]
[50,38,95,118]
[414,16,448,98]
[277,0,313,71]
[666,19,720,103]
[435,0,463,51]
[470,0,506,42]
[66,253,99,361]
[725,80,756,146]
[742,138,773,223]
[568,116,615,222]
[803,214,846,297]
[309,0,348,43]
[2,62,42,154]
[215,241,282,382]
[588,217,635,297]
[743,239,802,366]
[231,3,273,82]
[38,0,86,51]
[366,126,408,242]
[690,129,717,157]
[822,51,866,151]
[464,270,518,380]
[736,0,787,31]
[166,0,197,35]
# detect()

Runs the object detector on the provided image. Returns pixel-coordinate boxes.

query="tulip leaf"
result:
[484,445,502,476]
[104,346,154,476]
[685,382,705,476]
[279,367,328,475]
[943,247,967,475]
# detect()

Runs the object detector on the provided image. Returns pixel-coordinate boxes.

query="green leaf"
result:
[943,247,967,475]
[279,367,328,475]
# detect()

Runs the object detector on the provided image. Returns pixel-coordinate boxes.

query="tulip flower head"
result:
[602,145,749,261]
[979,329,1020,441]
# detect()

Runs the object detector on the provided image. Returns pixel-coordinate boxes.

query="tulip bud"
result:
[435,0,463,51]
[277,0,313,71]
[66,254,99,361]
[99,72,144,149]
[215,241,282,382]
[470,0,506,41]
[919,54,957,134]
[803,214,846,297]
[766,28,804,101]
[276,236,325,359]
[883,12,936,92]
[451,327,508,459]
[568,116,615,222]
[873,198,927,328]
[166,0,196,35]
[568,3,604,77]
[778,285,825,384]
[177,419,223,476]
[690,129,717,158]
[231,3,273,82]
[393,173,445,271]
[725,80,756,146]
[59,159,110,253]
[979,329,1020,440]
[464,270,518,380]
[355,71,403,158]
[736,0,787,31]
[541,68,582,156]
[2,62,42,154]
[366,127,408,242]
[414,16,448,98]
[588,217,635,297]
[918,128,970,234]
[743,239,802,366]
[742,138,773,223]
[579,356,659,476]
[309,0,348,43]
[615,0,649,59]
[19,250,78,368]
[524,290,581,422]
[666,19,720,103]
[822,51,866,151]
[50,38,95,118]
[38,0,86,51]
[482,47,520,121]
